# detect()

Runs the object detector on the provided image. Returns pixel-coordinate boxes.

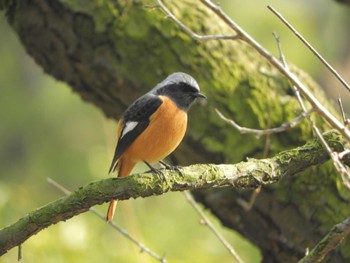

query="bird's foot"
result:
[144,161,169,183]
[159,160,184,177]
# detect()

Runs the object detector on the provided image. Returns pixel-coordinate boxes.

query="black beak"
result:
[196,93,207,99]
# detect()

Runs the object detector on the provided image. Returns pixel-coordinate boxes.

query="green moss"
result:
[59,0,123,32]
[124,7,152,39]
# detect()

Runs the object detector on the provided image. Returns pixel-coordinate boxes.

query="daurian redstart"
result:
[107,72,206,222]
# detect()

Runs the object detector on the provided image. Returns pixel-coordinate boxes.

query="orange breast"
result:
[123,95,187,163]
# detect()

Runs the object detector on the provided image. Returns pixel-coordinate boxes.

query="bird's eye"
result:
[180,82,198,94]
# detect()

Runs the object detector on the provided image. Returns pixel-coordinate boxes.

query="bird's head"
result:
[152,72,206,111]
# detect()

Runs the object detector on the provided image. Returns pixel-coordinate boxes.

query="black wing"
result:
[109,93,163,173]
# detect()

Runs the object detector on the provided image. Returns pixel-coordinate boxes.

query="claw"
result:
[159,160,184,177]
[144,161,169,183]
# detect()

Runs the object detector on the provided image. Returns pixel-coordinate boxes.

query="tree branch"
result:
[299,216,350,263]
[0,130,349,256]
[216,108,314,137]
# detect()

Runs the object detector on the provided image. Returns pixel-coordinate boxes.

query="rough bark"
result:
[1,0,349,262]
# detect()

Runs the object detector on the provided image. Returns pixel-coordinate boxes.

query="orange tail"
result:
[106,157,136,222]
[107,200,118,222]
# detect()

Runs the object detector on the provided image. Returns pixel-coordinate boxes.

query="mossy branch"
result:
[0,130,349,256]
[299,216,350,263]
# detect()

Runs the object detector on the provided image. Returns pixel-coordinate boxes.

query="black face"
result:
[156,82,203,111]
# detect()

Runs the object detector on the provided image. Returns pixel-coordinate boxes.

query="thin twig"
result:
[273,32,350,188]
[236,187,261,212]
[338,149,350,160]
[215,108,313,137]
[267,5,350,93]
[273,31,308,115]
[270,15,350,187]
[338,98,349,127]
[271,12,350,187]
[196,0,350,141]
[156,0,239,41]
[17,244,22,261]
[183,191,243,263]
[272,32,287,67]
[270,9,350,187]
[47,178,168,263]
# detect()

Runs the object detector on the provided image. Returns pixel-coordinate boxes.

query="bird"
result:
[106,72,206,222]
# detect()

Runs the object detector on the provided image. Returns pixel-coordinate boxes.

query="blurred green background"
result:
[0,0,349,262]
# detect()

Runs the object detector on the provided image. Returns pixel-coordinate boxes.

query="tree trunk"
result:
[1,0,349,261]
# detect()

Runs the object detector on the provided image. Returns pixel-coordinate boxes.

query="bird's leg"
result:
[159,160,184,177]
[143,161,169,183]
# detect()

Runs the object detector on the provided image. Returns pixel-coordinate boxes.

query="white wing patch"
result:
[120,121,139,139]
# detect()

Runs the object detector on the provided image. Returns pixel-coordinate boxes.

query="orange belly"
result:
[123,96,187,163]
